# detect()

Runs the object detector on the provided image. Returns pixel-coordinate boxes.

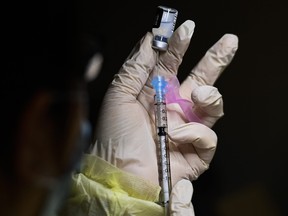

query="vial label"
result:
[153,7,164,28]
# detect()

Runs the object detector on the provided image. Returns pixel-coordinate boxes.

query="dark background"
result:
[76,0,288,215]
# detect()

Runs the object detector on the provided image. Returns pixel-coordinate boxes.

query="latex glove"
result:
[169,179,195,215]
[89,20,238,188]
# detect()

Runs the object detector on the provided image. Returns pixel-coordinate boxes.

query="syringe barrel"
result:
[154,98,172,213]
[152,75,172,214]
[154,100,168,128]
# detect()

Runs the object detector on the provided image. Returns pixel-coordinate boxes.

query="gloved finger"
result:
[169,122,217,180]
[191,85,223,128]
[112,32,157,99]
[169,179,195,216]
[179,34,238,99]
[153,20,195,78]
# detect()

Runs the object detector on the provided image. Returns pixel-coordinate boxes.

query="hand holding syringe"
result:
[90,8,238,213]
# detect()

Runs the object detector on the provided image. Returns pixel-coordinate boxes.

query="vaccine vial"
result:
[152,6,178,51]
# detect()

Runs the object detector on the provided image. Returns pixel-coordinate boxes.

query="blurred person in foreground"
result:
[0,2,100,216]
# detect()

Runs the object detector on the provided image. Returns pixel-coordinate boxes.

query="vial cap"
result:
[152,39,168,51]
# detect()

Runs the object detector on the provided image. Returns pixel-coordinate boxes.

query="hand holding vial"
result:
[89,6,239,215]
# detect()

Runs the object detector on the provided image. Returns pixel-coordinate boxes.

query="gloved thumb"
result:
[169,179,195,216]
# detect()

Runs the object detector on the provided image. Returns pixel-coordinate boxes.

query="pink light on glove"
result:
[166,76,202,123]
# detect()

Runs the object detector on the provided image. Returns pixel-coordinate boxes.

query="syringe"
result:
[151,75,172,215]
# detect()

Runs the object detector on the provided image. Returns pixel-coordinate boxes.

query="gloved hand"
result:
[89,19,238,214]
